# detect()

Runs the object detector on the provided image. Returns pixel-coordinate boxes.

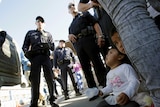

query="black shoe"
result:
[42,100,45,105]
[54,95,57,99]
[51,103,59,107]
[76,92,82,96]
[89,95,99,101]
[64,95,70,100]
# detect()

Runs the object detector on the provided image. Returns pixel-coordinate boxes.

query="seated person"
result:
[108,27,154,107]
[96,46,140,107]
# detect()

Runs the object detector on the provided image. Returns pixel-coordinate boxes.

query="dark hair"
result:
[36,16,45,23]
[68,3,75,9]
[121,55,131,64]
[59,40,65,43]
[110,27,117,37]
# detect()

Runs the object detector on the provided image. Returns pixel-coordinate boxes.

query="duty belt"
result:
[33,49,49,56]
[76,26,95,38]
[24,49,49,60]
[57,59,70,65]
[77,33,95,39]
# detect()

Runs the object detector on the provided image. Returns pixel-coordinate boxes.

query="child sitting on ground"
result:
[96,46,140,107]
[106,27,153,107]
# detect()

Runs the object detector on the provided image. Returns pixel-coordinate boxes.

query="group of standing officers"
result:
[21,0,122,107]
[21,0,160,107]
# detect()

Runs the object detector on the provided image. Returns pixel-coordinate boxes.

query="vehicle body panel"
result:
[0,30,21,87]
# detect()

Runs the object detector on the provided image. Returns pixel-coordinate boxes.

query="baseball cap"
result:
[36,16,45,23]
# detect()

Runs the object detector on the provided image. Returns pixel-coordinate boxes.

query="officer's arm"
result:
[94,23,103,37]
[94,23,105,47]
[22,31,31,53]
[48,33,55,51]
[78,1,99,12]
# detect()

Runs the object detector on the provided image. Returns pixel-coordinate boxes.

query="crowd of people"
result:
[19,0,160,107]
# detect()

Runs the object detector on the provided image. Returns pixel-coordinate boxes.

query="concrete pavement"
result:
[0,70,101,107]
[0,86,103,107]
[16,90,103,107]
[58,91,103,107]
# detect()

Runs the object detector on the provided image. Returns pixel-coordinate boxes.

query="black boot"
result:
[75,88,82,96]
[64,90,70,100]
[76,92,82,96]
[64,95,70,100]
[51,102,59,107]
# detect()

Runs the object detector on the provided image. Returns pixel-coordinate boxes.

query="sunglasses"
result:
[68,4,75,9]
[36,20,44,23]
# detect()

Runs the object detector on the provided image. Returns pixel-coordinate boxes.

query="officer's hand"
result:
[49,55,53,60]
[116,93,129,105]
[97,37,105,48]
[68,34,77,43]
[90,1,99,7]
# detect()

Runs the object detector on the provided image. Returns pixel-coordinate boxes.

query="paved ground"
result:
[0,71,101,107]
[0,86,103,107]
[14,90,103,107]
[58,92,103,107]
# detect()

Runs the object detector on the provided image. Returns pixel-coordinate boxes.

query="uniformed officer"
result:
[22,16,59,107]
[78,0,115,59]
[68,3,107,100]
[53,40,82,100]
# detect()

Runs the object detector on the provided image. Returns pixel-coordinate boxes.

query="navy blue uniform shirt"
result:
[53,47,75,69]
[22,29,54,53]
[69,11,98,35]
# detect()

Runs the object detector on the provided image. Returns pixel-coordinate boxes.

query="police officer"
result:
[22,16,59,107]
[78,0,115,59]
[53,40,82,100]
[68,3,107,100]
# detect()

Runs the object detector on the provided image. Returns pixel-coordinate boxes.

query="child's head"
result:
[110,27,125,54]
[105,46,125,69]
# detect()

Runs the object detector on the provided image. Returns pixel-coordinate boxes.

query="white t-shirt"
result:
[101,64,140,105]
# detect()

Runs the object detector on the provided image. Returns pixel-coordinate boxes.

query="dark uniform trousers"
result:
[29,54,55,106]
[73,35,107,88]
[59,62,79,96]
[94,7,114,58]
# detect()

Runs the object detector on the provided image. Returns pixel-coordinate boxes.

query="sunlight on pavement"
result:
[59,96,87,107]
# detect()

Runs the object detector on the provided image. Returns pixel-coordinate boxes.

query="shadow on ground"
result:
[59,94,103,107]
